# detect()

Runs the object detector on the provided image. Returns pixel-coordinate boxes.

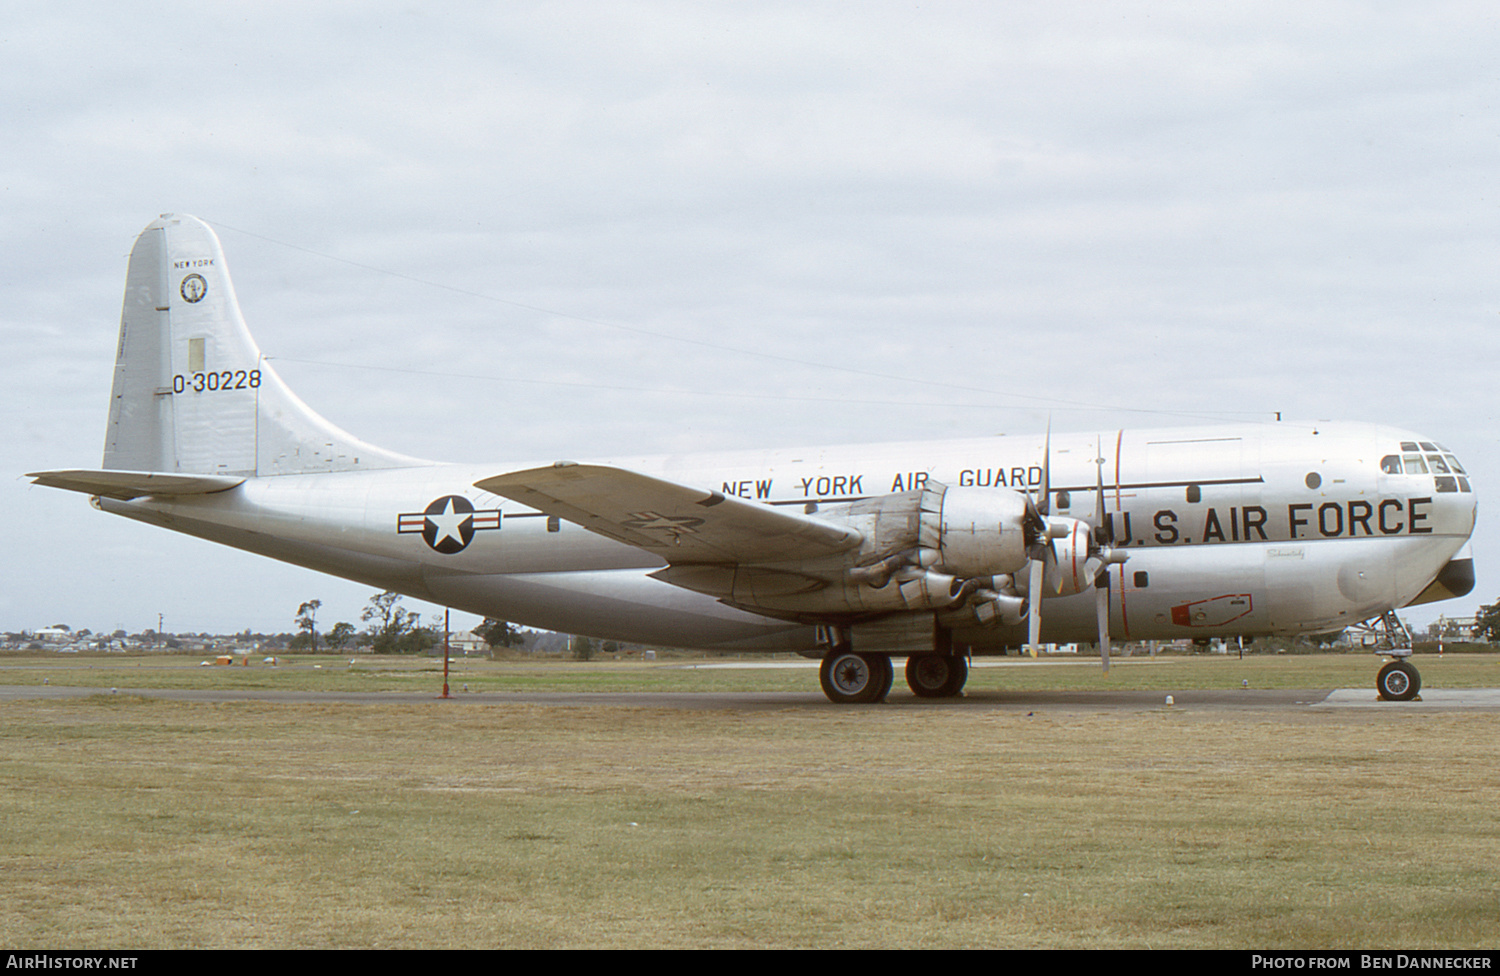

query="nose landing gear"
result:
[1356,610,1423,702]
[1376,658,1421,701]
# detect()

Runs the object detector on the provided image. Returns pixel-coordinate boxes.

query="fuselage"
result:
[97,420,1476,654]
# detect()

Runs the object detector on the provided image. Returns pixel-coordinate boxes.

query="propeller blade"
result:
[1046,535,1063,594]
[1027,557,1044,657]
[1088,435,1122,554]
[1094,436,1110,538]
[1095,568,1111,673]
[1038,421,1052,516]
[1092,442,1110,661]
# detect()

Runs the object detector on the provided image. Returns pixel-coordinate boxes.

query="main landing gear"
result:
[817,651,972,703]
[816,624,972,704]
[905,653,969,698]
[818,650,893,704]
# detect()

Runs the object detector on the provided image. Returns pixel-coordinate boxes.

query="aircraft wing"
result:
[26,469,245,501]
[476,464,862,564]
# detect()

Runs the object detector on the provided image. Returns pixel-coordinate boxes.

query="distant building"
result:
[1433,615,1478,641]
[445,630,487,655]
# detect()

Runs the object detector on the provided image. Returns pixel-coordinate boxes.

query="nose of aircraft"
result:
[1384,433,1477,605]
[1431,545,1476,599]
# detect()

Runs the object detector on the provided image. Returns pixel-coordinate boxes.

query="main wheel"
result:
[873,653,894,701]
[905,654,969,698]
[820,651,893,704]
[1376,660,1421,701]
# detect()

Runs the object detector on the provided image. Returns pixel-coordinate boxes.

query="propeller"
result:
[1086,437,1128,672]
[1024,432,1128,668]
[1024,427,1053,658]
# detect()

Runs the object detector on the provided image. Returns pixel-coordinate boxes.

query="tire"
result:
[820,651,892,704]
[1376,660,1421,701]
[905,654,969,698]
[872,653,894,702]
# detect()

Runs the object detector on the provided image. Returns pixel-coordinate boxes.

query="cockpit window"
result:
[1385,447,1471,491]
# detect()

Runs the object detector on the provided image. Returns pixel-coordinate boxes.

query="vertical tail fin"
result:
[103,214,420,475]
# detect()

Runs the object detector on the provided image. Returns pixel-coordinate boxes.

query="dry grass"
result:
[2,690,1498,948]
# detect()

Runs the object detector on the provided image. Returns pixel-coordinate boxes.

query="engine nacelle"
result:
[933,488,1031,579]
[655,480,1122,625]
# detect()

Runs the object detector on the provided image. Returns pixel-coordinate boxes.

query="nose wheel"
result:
[1376,659,1421,701]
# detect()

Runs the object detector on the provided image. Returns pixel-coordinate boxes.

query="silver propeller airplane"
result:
[30,215,1476,703]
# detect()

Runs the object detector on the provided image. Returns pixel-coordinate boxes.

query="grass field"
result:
[6,646,1500,694]
[2,652,1498,949]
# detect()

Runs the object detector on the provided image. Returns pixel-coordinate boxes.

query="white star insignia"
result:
[425,498,472,547]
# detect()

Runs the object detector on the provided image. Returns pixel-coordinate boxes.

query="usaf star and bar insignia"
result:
[620,512,705,533]
[398,495,501,554]
[398,498,708,553]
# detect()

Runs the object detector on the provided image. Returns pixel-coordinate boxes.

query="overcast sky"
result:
[4,1,1497,637]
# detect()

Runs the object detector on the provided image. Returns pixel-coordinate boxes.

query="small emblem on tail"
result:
[180,273,207,303]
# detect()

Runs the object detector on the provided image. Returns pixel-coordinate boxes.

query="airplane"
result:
[29,214,1477,704]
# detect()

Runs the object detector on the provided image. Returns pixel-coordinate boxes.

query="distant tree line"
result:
[288,592,534,655]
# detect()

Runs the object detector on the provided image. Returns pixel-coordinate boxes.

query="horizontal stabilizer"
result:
[476,464,862,564]
[27,469,244,501]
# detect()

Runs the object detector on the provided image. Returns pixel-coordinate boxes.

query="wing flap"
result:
[476,463,861,564]
[27,469,245,500]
